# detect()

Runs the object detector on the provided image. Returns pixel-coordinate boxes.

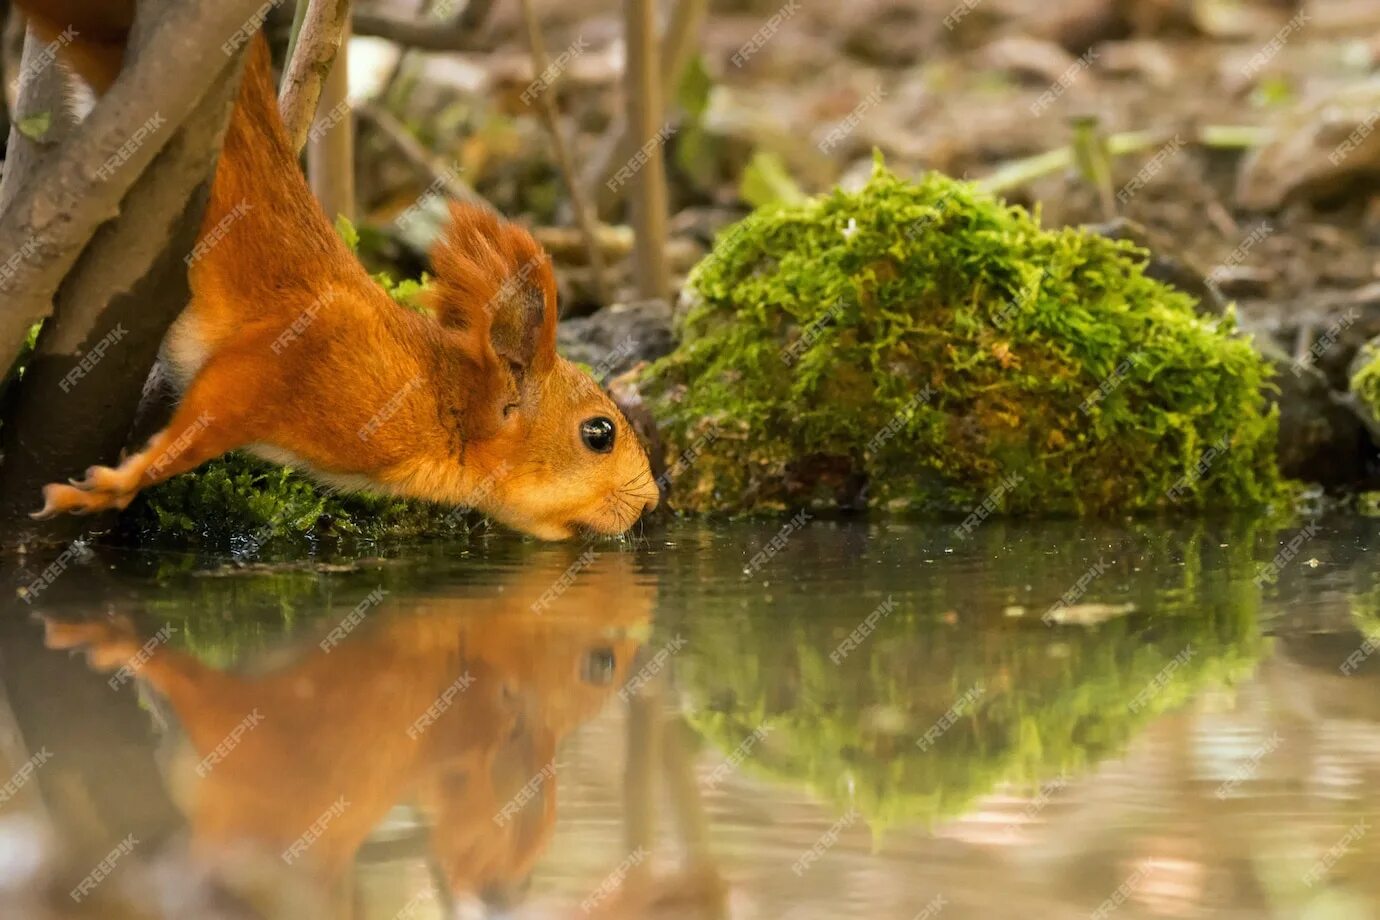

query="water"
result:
[2,514,1379,919]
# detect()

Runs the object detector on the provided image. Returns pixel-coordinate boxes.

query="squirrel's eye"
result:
[582,647,617,685]
[579,416,616,453]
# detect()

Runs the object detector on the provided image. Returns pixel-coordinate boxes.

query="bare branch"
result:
[350,11,487,52]
[355,101,483,204]
[517,0,609,304]
[279,0,352,154]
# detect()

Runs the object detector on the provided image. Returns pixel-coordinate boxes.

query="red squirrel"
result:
[17,3,657,540]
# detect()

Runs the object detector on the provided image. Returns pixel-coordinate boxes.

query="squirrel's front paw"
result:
[30,480,136,519]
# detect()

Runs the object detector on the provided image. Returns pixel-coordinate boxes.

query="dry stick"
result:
[0,0,269,375]
[279,0,352,154]
[307,7,355,221]
[589,0,707,215]
[355,101,483,204]
[351,11,487,51]
[623,0,670,302]
[517,0,609,303]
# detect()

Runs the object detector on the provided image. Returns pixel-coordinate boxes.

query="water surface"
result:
[2,514,1379,919]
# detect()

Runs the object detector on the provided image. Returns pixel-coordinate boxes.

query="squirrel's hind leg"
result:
[30,354,260,519]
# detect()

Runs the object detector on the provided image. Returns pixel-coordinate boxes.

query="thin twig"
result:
[517,0,609,303]
[355,101,483,203]
[280,0,352,154]
[351,11,487,51]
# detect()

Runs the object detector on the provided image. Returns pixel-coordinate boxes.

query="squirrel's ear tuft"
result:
[429,202,558,382]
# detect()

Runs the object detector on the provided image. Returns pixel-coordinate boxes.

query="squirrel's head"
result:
[430,204,658,540]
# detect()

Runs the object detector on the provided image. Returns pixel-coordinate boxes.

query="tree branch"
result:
[517,0,609,304]
[279,0,352,154]
[350,11,487,52]
[623,0,670,301]
[0,0,272,371]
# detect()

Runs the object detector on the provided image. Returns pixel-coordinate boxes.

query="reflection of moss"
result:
[1351,341,1380,429]
[641,160,1281,515]
[676,527,1263,827]
[119,452,476,550]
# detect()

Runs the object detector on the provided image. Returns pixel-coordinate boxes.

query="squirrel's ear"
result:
[430,203,558,384]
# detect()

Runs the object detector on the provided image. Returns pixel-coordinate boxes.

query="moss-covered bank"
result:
[640,161,1282,516]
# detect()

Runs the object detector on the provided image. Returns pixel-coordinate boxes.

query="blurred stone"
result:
[558,298,675,380]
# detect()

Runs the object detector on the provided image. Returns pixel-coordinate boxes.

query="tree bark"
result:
[279,0,352,155]
[0,0,270,377]
[306,7,354,222]
[351,11,487,52]
[0,15,247,544]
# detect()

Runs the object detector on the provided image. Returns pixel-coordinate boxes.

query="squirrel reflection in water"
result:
[45,551,652,910]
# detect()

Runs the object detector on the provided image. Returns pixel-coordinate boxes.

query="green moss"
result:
[1350,341,1380,427]
[641,160,1281,515]
[119,451,476,550]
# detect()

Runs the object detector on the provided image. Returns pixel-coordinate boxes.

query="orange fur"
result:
[18,7,656,539]
[44,554,653,900]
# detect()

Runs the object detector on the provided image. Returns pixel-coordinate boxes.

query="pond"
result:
[2,514,1379,918]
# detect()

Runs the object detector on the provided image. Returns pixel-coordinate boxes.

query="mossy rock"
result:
[1349,338,1380,439]
[640,161,1282,516]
